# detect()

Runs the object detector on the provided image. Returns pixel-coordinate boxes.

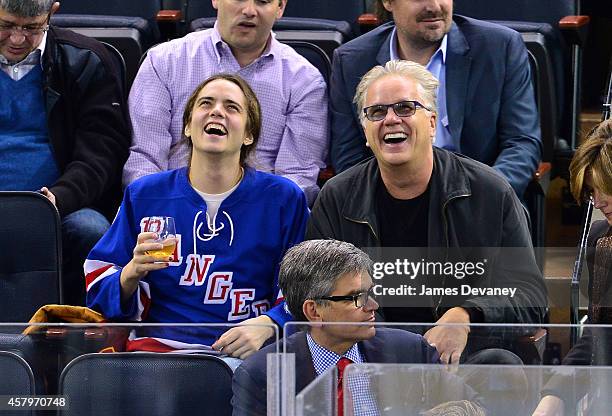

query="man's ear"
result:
[429,112,437,142]
[361,120,371,148]
[276,0,287,19]
[51,2,61,16]
[303,300,323,322]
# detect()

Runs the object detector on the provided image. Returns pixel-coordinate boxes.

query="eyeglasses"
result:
[316,286,376,309]
[363,100,430,122]
[0,14,50,39]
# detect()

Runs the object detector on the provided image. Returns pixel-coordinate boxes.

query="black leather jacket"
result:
[307,148,547,324]
[43,26,130,218]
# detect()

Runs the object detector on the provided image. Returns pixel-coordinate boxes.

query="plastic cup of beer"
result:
[145,216,177,261]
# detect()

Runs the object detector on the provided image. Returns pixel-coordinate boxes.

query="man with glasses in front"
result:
[0,0,130,305]
[232,239,440,416]
[307,60,546,366]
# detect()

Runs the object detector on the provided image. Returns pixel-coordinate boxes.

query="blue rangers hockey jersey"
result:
[85,167,308,351]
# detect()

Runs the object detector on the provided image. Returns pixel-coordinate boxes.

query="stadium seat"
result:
[50,15,157,90]
[56,0,163,19]
[59,352,233,416]
[0,192,62,324]
[185,0,366,40]
[189,16,351,64]
[283,41,332,85]
[101,42,128,94]
[0,332,60,396]
[0,351,35,416]
[56,0,158,39]
[183,0,216,21]
[55,0,183,38]
[184,0,372,37]
[282,0,370,36]
[52,0,183,88]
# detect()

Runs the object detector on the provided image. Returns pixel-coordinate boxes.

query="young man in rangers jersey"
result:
[85,74,308,359]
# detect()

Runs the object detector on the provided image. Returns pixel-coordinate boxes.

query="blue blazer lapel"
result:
[445,21,472,143]
[376,30,393,66]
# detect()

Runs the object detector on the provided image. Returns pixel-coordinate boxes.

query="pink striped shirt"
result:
[123,25,329,204]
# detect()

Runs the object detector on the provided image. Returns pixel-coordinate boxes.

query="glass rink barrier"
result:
[0,322,278,416]
[278,322,612,416]
[2,321,612,416]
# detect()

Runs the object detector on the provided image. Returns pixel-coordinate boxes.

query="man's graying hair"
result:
[354,60,439,125]
[279,239,373,322]
[0,0,54,17]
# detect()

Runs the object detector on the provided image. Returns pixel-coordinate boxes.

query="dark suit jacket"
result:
[231,328,439,416]
[329,16,541,197]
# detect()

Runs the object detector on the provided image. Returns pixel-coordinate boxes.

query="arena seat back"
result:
[0,192,62,324]
[56,0,163,20]
[59,353,234,416]
[0,351,35,416]
[189,16,350,63]
[183,0,367,32]
[51,14,157,90]
[283,41,332,85]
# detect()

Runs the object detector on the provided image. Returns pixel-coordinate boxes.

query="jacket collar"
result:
[376,22,394,65]
[431,147,471,200]
[445,19,472,142]
[293,329,395,393]
[341,148,472,244]
[378,18,471,142]
[341,158,382,241]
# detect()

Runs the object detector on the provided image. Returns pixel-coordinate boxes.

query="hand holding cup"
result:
[144,216,177,260]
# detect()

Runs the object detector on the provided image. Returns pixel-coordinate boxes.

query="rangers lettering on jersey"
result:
[180,254,215,286]
[229,289,255,321]
[205,272,233,303]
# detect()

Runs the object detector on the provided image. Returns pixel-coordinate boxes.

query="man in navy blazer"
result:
[330,0,541,198]
[231,240,439,416]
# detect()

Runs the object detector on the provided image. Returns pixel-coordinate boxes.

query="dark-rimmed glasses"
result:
[363,100,430,122]
[315,286,376,309]
[0,13,50,39]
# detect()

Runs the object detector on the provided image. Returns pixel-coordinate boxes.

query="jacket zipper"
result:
[434,193,470,319]
[345,217,379,242]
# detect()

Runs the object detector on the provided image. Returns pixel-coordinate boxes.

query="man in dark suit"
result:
[330,0,541,198]
[231,239,440,416]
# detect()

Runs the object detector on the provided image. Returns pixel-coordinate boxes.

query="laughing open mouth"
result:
[238,21,256,28]
[205,123,228,136]
[383,132,408,144]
